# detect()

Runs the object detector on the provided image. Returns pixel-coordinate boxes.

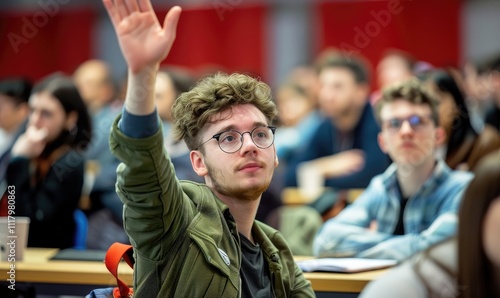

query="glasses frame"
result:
[382,115,434,133]
[196,125,277,154]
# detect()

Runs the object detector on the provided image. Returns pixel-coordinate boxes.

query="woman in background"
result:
[427,69,500,171]
[360,149,500,298]
[6,74,92,249]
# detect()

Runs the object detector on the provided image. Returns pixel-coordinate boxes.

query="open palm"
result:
[103,0,181,73]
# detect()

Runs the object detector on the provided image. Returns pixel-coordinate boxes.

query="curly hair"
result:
[171,72,278,150]
[374,79,440,126]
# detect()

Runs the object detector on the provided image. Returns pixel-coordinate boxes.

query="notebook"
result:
[297,257,398,273]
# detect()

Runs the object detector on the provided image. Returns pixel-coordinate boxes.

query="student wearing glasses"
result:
[313,79,474,261]
[103,0,314,297]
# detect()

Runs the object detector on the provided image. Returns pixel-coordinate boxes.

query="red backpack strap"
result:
[105,242,134,298]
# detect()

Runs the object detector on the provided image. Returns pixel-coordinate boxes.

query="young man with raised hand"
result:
[103,0,315,296]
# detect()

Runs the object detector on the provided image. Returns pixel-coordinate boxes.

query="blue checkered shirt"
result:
[313,159,473,261]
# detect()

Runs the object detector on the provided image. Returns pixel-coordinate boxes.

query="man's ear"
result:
[434,126,447,146]
[190,150,208,177]
[274,154,279,168]
[377,132,388,154]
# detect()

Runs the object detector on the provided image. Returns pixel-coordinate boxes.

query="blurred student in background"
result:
[426,69,500,171]
[484,55,500,132]
[0,78,32,189]
[5,74,92,249]
[155,66,202,182]
[313,79,473,261]
[73,59,128,249]
[284,54,390,207]
[360,149,500,298]
[274,82,323,165]
[73,59,122,216]
[372,49,416,104]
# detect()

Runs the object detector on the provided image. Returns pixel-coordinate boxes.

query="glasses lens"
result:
[218,131,242,152]
[408,115,423,129]
[388,119,402,130]
[252,127,274,148]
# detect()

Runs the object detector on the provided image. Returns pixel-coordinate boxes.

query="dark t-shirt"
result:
[393,181,408,236]
[239,234,272,298]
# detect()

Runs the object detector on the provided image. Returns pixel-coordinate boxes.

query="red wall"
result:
[161,5,266,79]
[316,0,462,85]
[0,1,461,84]
[0,8,95,81]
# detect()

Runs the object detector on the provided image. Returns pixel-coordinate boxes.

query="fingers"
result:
[115,0,130,20]
[137,0,154,13]
[27,126,48,142]
[126,0,141,14]
[162,6,182,39]
[103,0,122,26]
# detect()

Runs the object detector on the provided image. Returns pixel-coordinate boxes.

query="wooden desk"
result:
[295,255,387,293]
[0,248,386,295]
[0,248,132,287]
[305,270,385,293]
[282,187,365,205]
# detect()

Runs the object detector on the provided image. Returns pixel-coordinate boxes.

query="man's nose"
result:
[239,132,257,154]
[399,120,414,134]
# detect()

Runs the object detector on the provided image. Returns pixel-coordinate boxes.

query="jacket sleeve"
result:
[355,185,466,261]
[109,115,194,260]
[324,106,390,189]
[284,119,330,187]
[313,180,393,257]
[323,136,390,189]
[291,263,316,297]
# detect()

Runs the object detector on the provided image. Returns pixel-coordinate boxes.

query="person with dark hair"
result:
[484,55,500,132]
[0,78,32,185]
[5,74,92,249]
[313,79,473,261]
[360,149,500,298]
[284,53,390,209]
[426,69,500,171]
[103,0,314,296]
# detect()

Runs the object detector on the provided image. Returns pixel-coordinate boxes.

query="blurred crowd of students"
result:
[0,48,499,296]
[0,59,206,250]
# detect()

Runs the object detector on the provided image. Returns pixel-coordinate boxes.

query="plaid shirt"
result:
[313,159,473,261]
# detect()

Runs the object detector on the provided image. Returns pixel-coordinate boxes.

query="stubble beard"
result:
[206,166,271,202]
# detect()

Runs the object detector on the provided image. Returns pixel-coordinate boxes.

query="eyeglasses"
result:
[196,126,277,154]
[382,115,433,133]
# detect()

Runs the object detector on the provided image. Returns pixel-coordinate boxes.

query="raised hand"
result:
[308,149,365,179]
[103,0,181,73]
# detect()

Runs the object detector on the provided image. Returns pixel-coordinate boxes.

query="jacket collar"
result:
[382,159,452,199]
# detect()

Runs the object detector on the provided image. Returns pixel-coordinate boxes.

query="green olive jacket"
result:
[109,116,315,298]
